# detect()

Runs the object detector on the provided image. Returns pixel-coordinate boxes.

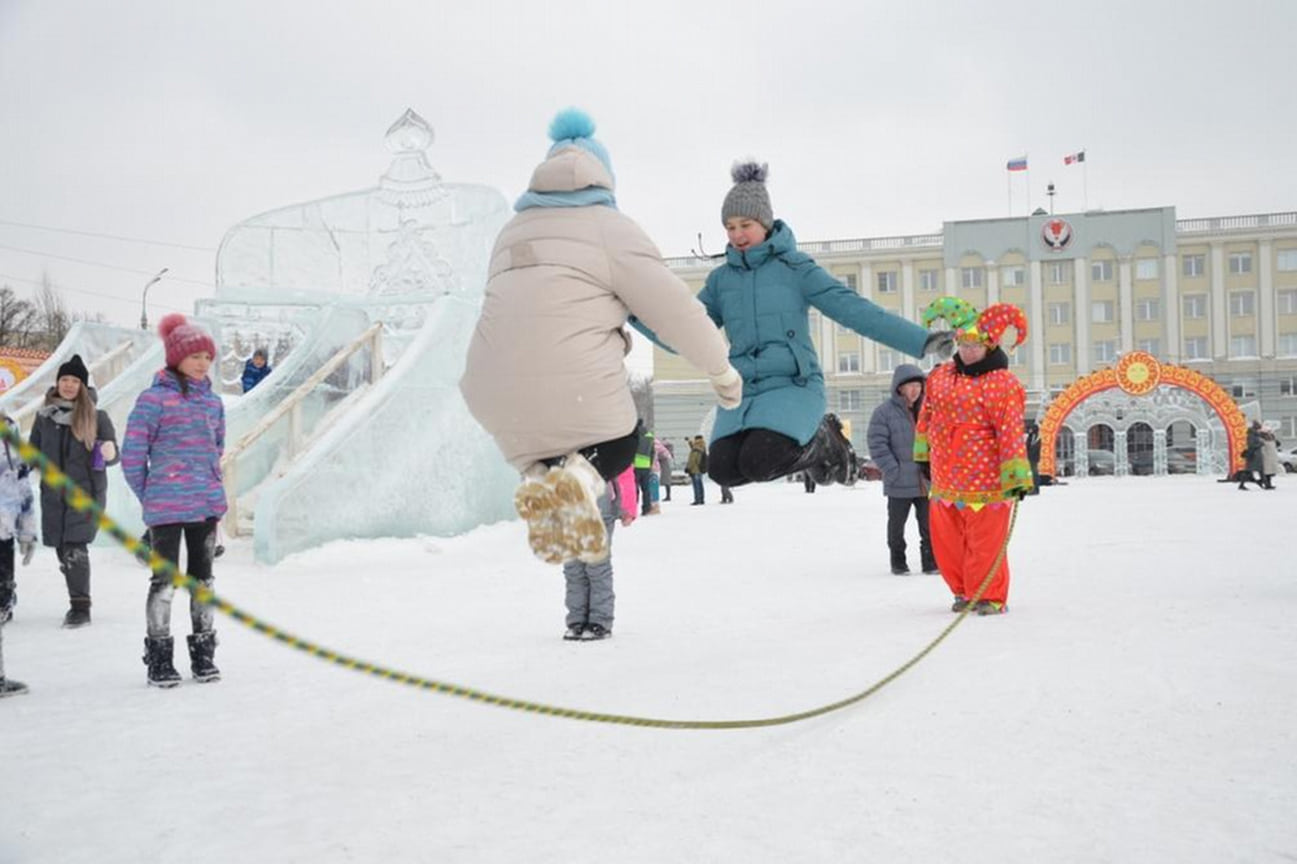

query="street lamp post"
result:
[140,268,169,330]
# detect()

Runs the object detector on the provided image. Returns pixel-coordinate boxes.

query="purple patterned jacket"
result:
[122,370,227,528]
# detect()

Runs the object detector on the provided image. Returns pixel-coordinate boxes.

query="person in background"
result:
[123,314,228,688]
[1258,424,1280,490]
[562,465,637,641]
[1239,421,1265,490]
[0,415,37,624]
[29,354,120,629]
[459,108,738,565]
[654,437,674,504]
[916,298,1033,616]
[867,364,936,575]
[241,348,272,393]
[636,162,952,491]
[687,436,708,505]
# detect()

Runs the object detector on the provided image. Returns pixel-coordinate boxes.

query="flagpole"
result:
[1025,154,1030,216]
[1007,170,1012,216]
[1082,147,1089,210]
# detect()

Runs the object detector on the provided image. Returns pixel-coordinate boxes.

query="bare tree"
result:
[0,285,38,348]
[30,274,74,351]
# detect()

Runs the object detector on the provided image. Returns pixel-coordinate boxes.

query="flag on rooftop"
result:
[1006,156,1028,172]
[1064,150,1086,165]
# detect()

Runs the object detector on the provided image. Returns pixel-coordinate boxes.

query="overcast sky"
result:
[2,0,1295,330]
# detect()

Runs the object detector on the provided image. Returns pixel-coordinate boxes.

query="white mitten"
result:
[709,366,743,409]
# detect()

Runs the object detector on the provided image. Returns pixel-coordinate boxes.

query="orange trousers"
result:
[929,501,1013,605]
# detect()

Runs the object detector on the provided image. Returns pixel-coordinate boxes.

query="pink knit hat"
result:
[159,313,216,368]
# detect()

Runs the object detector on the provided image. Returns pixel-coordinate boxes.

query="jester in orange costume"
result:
[914,297,1033,615]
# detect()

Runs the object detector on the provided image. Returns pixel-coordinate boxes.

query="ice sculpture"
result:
[195,108,517,563]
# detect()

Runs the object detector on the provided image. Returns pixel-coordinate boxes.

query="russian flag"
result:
[1006,156,1028,172]
[1064,150,1086,165]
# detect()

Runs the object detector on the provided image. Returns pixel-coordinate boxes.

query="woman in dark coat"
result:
[1239,421,1265,490]
[29,354,120,627]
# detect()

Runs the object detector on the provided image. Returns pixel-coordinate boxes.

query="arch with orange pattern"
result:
[1038,351,1248,477]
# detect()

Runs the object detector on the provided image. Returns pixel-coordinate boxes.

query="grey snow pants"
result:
[562,490,616,630]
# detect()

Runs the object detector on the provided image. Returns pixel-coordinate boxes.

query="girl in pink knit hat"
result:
[122,314,227,688]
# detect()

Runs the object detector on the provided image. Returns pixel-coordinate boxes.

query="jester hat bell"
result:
[921,296,1027,350]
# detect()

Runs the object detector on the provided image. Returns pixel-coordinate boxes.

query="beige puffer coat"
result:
[460,146,731,472]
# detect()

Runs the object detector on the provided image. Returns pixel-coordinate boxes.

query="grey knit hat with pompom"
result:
[721,161,773,229]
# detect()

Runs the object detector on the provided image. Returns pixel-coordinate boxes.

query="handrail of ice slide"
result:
[221,320,384,536]
[250,294,518,564]
[0,322,156,433]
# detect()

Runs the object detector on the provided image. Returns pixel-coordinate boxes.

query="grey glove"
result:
[20,539,35,566]
[923,330,956,361]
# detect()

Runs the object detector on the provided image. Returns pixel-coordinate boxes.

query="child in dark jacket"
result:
[123,314,228,688]
[241,348,272,393]
[29,354,120,628]
[0,415,36,625]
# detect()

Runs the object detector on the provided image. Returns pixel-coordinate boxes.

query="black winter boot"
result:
[0,677,28,698]
[143,636,182,688]
[62,600,91,629]
[801,414,859,487]
[187,632,221,683]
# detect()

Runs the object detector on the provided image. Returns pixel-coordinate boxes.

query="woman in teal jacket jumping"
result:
[694,162,952,488]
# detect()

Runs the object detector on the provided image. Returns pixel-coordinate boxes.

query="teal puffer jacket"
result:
[698,221,928,446]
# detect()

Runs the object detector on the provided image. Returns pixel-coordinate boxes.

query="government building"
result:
[651,207,1297,474]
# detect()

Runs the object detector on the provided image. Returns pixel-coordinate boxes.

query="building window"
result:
[1135,298,1160,321]
[1137,338,1160,355]
[1229,252,1253,274]
[1183,294,1208,319]
[1279,335,1297,358]
[839,390,862,412]
[1091,300,1114,323]
[876,272,897,294]
[1182,254,1205,277]
[1135,258,1159,280]
[1184,336,1208,360]
[1230,378,1258,398]
[1278,250,1297,272]
[1229,291,1255,317]
[1049,262,1070,285]
[1002,267,1026,286]
[1090,260,1113,282]
[1278,290,1297,315]
[1048,343,1072,365]
[961,267,984,289]
[1279,374,1297,394]
[1048,302,1070,325]
[1093,340,1117,364]
[878,349,898,372]
[837,352,860,373]
[919,269,940,291]
[1229,335,1257,357]
[836,273,858,293]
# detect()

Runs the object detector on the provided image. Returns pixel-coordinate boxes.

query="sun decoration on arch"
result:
[1037,351,1248,478]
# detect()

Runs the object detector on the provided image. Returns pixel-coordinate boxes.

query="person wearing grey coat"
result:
[867,364,936,574]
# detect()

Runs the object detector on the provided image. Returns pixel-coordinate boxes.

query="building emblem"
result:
[1041,218,1073,251]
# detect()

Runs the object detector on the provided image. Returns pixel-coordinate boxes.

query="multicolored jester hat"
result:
[922,296,1028,350]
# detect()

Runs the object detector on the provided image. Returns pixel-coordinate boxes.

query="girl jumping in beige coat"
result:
[460,108,738,565]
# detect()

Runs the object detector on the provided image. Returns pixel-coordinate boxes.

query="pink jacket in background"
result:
[611,466,638,523]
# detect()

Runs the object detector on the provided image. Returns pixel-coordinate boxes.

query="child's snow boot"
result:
[62,600,91,629]
[515,455,607,565]
[187,632,221,683]
[0,677,28,698]
[143,636,182,688]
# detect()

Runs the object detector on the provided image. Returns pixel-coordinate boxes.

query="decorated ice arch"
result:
[1038,351,1248,479]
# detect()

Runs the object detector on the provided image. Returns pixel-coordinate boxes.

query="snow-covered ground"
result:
[2,475,1293,863]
